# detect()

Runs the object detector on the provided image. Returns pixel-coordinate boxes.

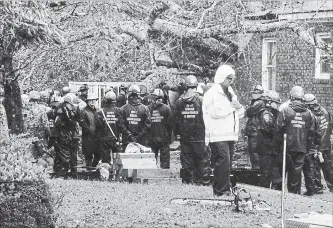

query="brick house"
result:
[236,0,333,113]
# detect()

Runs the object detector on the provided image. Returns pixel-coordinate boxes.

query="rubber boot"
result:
[85,159,93,171]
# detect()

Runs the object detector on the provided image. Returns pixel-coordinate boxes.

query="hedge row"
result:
[0,134,54,228]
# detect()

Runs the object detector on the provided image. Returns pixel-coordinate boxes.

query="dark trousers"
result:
[210,141,234,195]
[70,138,79,172]
[286,152,306,194]
[180,141,211,185]
[151,142,170,169]
[248,136,260,169]
[303,153,318,193]
[100,140,120,164]
[259,154,276,188]
[82,134,100,167]
[316,149,333,191]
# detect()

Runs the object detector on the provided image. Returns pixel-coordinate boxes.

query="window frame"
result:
[262,38,277,90]
[315,32,331,80]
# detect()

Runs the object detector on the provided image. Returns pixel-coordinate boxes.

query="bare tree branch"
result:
[193,0,222,31]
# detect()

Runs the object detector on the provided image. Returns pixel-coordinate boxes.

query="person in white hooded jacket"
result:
[203,64,244,196]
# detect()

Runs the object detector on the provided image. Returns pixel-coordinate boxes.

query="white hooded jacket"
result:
[202,65,244,145]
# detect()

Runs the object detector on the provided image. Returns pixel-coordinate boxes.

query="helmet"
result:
[266,90,281,103]
[152,88,164,98]
[105,86,113,94]
[63,93,77,103]
[86,94,99,101]
[304,93,318,105]
[79,84,88,92]
[62,86,71,94]
[290,86,304,99]
[29,91,41,100]
[53,90,61,97]
[40,90,49,100]
[104,91,117,101]
[197,82,205,95]
[127,85,140,97]
[139,85,147,95]
[250,85,264,94]
[184,75,198,88]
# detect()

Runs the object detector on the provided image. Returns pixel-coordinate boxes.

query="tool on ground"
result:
[232,186,270,212]
[281,133,287,228]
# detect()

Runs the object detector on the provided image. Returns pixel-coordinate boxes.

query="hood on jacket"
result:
[180,91,199,103]
[214,65,235,84]
[311,105,324,116]
[289,102,308,112]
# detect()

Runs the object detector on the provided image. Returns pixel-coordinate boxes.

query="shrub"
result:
[0,134,54,228]
[0,181,54,228]
[0,134,47,182]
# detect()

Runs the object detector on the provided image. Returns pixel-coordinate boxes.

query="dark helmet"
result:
[184,75,198,88]
[79,84,88,92]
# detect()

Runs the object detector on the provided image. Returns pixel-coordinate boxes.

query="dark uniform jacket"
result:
[174,92,205,142]
[47,108,59,138]
[116,91,126,108]
[96,104,120,142]
[148,103,172,144]
[55,102,80,130]
[311,106,332,150]
[79,105,99,136]
[275,103,320,153]
[244,99,265,137]
[119,98,151,144]
[257,106,279,154]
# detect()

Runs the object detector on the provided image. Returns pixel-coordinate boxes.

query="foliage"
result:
[0,134,54,228]
[0,134,47,182]
[0,0,64,49]
[0,181,54,228]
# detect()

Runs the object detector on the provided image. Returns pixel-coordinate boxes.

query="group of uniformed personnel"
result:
[245,85,333,195]
[21,68,333,196]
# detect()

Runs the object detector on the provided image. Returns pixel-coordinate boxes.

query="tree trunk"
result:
[0,102,10,145]
[1,54,25,134]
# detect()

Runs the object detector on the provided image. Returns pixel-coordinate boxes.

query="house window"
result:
[315,33,331,80]
[262,38,277,90]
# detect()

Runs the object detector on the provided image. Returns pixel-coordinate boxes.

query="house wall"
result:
[236,22,333,113]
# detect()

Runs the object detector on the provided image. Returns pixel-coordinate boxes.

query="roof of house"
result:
[245,0,333,20]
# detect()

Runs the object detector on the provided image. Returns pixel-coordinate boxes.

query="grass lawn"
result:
[48,143,332,228]
[48,178,332,228]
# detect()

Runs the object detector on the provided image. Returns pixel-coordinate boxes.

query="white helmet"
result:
[104,91,117,101]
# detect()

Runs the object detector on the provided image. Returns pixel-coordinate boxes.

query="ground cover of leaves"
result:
[48,178,332,228]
